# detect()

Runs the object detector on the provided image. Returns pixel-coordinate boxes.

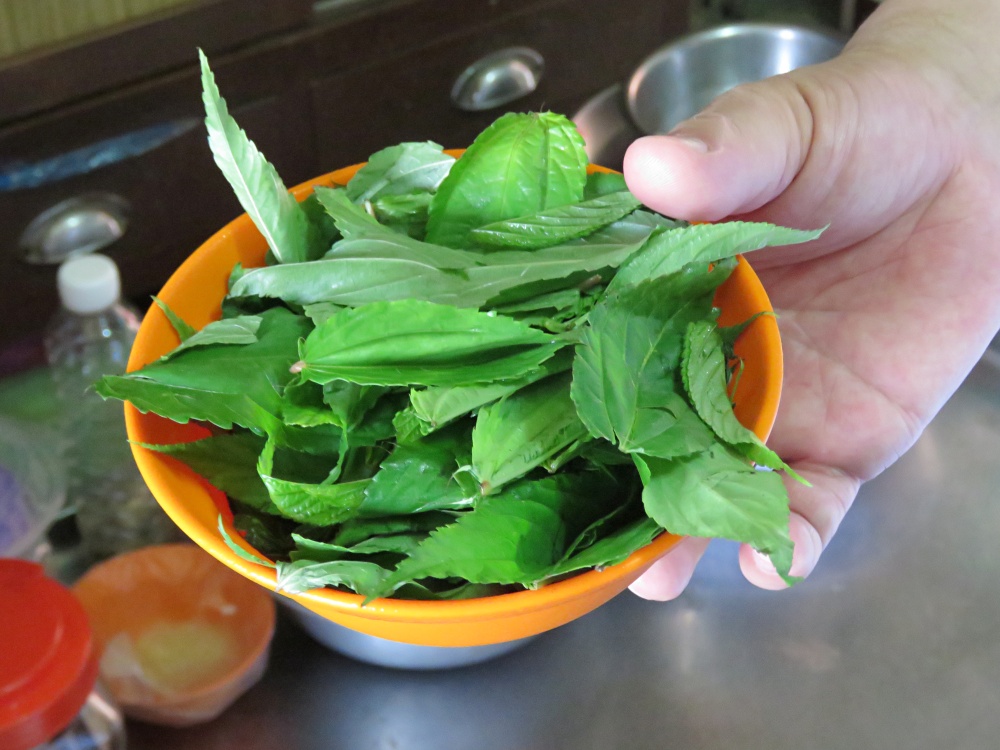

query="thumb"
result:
[622,75,814,222]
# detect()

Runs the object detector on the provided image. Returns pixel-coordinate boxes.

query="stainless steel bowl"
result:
[626,23,846,135]
[281,598,534,670]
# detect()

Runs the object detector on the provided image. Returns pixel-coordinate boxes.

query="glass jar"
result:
[0,560,126,750]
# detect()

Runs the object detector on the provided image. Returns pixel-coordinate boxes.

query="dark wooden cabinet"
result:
[0,39,315,360]
[309,0,680,169]
[0,0,688,360]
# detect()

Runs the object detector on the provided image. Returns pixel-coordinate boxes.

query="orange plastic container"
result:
[123,159,783,648]
[72,544,276,726]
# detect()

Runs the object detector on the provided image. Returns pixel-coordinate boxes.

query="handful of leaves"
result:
[97,52,820,600]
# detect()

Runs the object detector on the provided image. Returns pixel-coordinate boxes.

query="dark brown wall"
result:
[0,0,688,364]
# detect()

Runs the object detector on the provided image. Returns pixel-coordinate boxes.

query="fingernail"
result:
[752,548,778,575]
[670,134,709,153]
[789,519,819,577]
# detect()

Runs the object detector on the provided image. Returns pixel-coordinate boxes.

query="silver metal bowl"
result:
[281,598,533,670]
[626,23,846,135]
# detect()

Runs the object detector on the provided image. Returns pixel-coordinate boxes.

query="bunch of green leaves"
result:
[96,52,822,601]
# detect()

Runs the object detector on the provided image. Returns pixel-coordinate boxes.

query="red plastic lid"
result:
[0,560,98,750]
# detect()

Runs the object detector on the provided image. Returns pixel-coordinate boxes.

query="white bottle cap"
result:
[56,253,121,314]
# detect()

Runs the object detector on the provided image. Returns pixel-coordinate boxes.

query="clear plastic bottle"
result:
[43,253,177,560]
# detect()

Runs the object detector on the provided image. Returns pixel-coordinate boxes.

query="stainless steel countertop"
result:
[126,354,1000,749]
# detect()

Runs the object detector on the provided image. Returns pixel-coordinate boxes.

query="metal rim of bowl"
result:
[280,598,534,669]
[625,22,848,136]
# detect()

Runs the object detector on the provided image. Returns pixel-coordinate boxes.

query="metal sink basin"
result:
[626,24,844,136]
[126,354,1000,749]
[572,22,844,171]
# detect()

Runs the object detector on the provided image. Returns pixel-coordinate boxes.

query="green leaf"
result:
[152,296,196,341]
[344,393,405,449]
[323,381,390,430]
[345,141,454,202]
[408,348,574,433]
[495,288,600,335]
[392,407,427,444]
[227,240,464,308]
[96,307,311,435]
[280,380,340,428]
[277,422,345,457]
[542,436,592,473]
[295,299,563,387]
[199,50,314,264]
[556,482,641,559]
[598,207,684,238]
[299,191,341,254]
[584,171,628,199]
[218,516,275,568]
[303,302,345,326]
[139,431,274,513]
[158,315,261,361]
[490,288,582,316]
[635,449,798,585]
[425,112,588,248]
[313,186,388,239]
[343,535,426,556]
[476,217,661,308]
[546,516,662,578]
[263,435,342,483]
[609,221,823,293]
[409,382,513,435]
[682,320,804,480]
[291,531,426,562]
[579,440,637,468]
[471,372,590,495]
[281,376,393,435]
[375,472,624,595]
[617,392,718,460]
[402,582,510,601]
[370,192,433,239]
[719,311,771,357]
[100,375,279,435]
[359,428,473,517]
[570,265,732,456]
[314,183,446,256]
[232,511,297,558]
[219,285,275,320]
[276,558,390,596]
[227,217,652,309]
[253,432,367,525]
[227,262,248,292]
[262,475,371,526]
[469,191,641,250]
[332,512,456,548]
[464,229,653,305]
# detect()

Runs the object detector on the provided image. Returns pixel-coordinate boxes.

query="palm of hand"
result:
[623,27,1000,592]
[750,61,1000,575]
[752,194,999,580]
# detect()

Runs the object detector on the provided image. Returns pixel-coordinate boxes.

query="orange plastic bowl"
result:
[124,158,782,648]
[72,544,275,726]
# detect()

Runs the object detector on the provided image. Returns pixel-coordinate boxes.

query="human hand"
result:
[622,0,1000,599]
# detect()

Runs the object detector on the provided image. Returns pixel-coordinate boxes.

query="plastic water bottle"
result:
[43,253,177,560]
